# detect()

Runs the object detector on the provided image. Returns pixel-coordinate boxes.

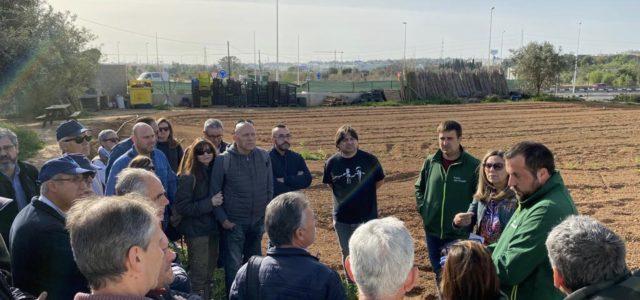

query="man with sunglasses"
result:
[56,120,104,195]
[0,128,40,248]
[270,124,312,197]
[10,156,96,300]
[92,129,119,189]
[414,120,480,284]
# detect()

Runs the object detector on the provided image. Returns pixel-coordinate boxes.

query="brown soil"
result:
[24,102,640,298]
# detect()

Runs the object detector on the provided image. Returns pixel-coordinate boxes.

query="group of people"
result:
[0,115,638,300]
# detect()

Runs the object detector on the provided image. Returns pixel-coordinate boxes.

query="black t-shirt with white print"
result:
[322,149,385,224]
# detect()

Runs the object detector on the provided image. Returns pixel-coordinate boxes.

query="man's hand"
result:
[211,192,223,206]
[222,220,236,230]
[276,177,284,183]
[37,292,47,300]
[453,212,473,227]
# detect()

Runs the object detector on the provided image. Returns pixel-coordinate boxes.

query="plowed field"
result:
[67,102,640,298]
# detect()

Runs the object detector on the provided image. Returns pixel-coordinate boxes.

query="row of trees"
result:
[0,0,99,117]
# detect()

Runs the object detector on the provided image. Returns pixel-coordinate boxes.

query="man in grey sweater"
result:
[210,120,273,293]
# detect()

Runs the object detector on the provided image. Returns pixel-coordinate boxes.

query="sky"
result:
[47,0,640,65]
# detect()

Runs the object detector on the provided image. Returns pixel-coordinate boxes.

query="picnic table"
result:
[36,104,81,127]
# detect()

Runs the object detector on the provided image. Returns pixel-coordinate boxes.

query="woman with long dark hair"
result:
[175,138,223,299]
[156,118,183,173]
[453,150,517,245]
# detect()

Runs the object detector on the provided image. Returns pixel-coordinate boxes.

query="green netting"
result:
[300,81,400,93]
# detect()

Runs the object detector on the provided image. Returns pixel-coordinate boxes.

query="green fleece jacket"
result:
[415,148,480,239]
[491,172,577,300]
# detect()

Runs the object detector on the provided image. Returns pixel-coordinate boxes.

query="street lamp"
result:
[500,30,506,61]
[488,6,495,66]
[572,21,582,94]
[403,22,407,81]
[275,0,279,81]
[145,42,149,65]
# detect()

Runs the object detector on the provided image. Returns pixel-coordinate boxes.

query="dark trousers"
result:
[425,233,456,282]
[334,220,363,281]
[223,219,264,293]
[185,233,220,299]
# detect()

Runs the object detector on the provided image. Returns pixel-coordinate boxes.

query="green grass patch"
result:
[482,95,508,103]
[612,94,640,103]
[154,104,172,110]
[0,121,44,161]
[358,100,403,107]
[531,94,584,102]
[298,148,326,161]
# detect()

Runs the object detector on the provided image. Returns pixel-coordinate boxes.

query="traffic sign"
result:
[219,70,227,78]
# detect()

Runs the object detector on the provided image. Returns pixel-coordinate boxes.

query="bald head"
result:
[233,121,257,155]
[132,123,156,155]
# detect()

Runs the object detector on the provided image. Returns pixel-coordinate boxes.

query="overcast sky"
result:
[47,0,640,64]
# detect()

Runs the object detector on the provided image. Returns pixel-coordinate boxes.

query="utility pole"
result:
[258,50,262,83]
[500,30,505,61]
[488,6,495,66]
[253,31,257,81]
[440,38,444,61]
[117,41,120,64]
[227,41,232,79]
[203,46,207,69]
[297,35,300,85]
[572,21,582,94]
[520,28,524,48]
[145,42,149,65]
[275,0,279,81]
[402,22,407,81]
[155,32,159,70]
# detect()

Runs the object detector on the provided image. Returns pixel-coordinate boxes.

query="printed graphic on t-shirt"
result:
[331,166,364,185]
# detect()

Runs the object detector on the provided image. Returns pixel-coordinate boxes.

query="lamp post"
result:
[488,6,495,66]
[572,21,582,94]
[403,22,407,81]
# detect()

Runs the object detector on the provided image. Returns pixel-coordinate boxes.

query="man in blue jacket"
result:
[104,116,158,179]
[229,192,346,300]
[269,124,312,197]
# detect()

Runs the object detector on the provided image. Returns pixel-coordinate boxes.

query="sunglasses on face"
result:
[63,135,92,144]
[158,127,171,132]
[195,148,213,156]
[483,163,504,170]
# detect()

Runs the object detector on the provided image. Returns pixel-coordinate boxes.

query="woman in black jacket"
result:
[176,138,222,299]
[156,118,184,173]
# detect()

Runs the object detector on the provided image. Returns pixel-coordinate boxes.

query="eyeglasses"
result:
[158,127,171,132]
[0,144,16,153]
[103,138,119,143]
[274,134,291,140]
[483,163,504,170]
[195,148,213,156]
[62,135,92,144]
[52,173,93,185]
[206,133,223,139]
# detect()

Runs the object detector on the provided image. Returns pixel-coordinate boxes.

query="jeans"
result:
[186,233,220,299]
[223,219,265,294]
[334,221,363,281]
[425,233,456,283]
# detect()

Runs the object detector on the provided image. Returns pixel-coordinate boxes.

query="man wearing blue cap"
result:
[56,120,104,195]
[10,156,95,300]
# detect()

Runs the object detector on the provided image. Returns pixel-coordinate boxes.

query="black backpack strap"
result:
[245,255,264,300]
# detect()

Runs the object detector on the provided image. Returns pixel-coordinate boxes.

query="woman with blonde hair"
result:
[453,150,517,245]
[440,240,506,300]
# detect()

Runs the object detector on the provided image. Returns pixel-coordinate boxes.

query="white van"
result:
[137,71,169,82]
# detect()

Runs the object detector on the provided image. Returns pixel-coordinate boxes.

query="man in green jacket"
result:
[491,141,577,300]
[415,120,479,282]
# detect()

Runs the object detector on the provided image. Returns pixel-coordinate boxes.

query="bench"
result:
[67,111,82,120]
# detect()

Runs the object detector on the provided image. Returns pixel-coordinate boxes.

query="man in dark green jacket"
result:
[414,120,479,281]
[491,141,577,300]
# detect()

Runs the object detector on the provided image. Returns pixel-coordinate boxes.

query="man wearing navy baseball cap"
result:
[9,156,95,299]
[56,120,106,195]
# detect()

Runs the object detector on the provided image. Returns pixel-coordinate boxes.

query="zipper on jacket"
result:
[440,164,448,239]
[510,284,518,300]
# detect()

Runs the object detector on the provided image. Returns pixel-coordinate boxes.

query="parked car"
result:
[137,71,169,82]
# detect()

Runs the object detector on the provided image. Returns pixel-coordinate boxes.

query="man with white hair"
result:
[92,129,119,189]
[546,215,640,299]
[115,168,170,220]
[203,118,228,154]
[345,217,418,300]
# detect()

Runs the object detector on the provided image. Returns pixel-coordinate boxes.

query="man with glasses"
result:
[414,120,479,284]
[203,118,228,154]
[0,128,39,248]
[92,129,119,189]
[10,156,96,299]
[56,120,104,195]
[209,119,273,293]
[269,124,312,197]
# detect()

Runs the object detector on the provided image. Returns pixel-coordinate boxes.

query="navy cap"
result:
[56,120,90,141]
[64,153,101,171]
[38,157,96,183]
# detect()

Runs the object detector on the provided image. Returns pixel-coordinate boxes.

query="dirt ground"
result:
[22,101,640,298]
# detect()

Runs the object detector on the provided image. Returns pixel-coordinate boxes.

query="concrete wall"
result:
[297,92,362,107]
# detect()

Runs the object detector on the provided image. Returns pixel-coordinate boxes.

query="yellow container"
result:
[128,80,153,107]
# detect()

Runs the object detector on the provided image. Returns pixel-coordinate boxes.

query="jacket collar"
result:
[432,146,467,164]
[519,172,564,207]
[565,271,632,300]
[33,196,66,222]
[267,247,318,261]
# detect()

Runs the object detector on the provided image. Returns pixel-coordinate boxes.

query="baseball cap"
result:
[64,153,101,171]
[38,157,96,183]
[56,120,90,141]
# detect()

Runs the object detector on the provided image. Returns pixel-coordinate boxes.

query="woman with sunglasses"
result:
[453,150,517,245]
[156,118,184,173]
[175,138,223,299]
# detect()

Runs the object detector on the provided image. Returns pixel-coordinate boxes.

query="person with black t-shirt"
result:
[323,125,385,279]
